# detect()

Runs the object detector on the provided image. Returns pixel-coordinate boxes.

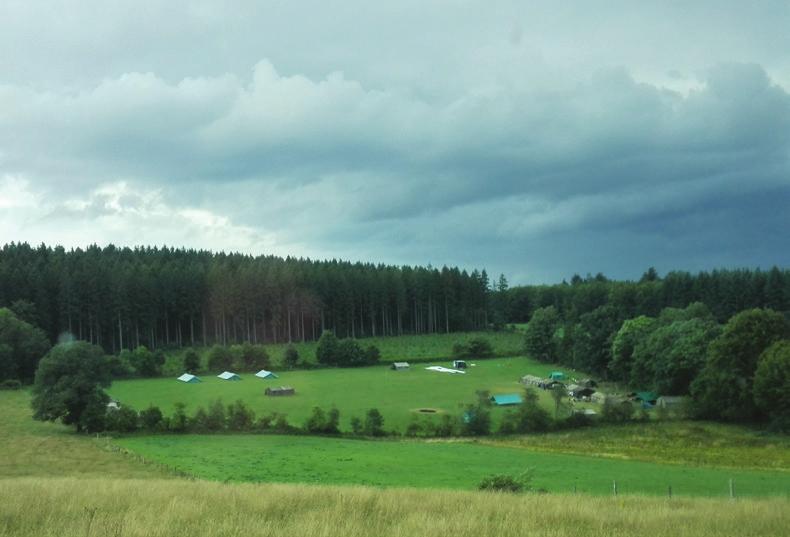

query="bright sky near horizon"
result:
[1,1,789,283]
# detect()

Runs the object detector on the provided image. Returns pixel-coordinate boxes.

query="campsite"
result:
[108,357,589,431]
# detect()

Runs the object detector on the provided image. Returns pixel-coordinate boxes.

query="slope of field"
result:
[0,390,168,480]
[109,357,588,431]
[483,422,790,472]
[2,477,788,537]
[162,330,525,373]
[116,434,790,497]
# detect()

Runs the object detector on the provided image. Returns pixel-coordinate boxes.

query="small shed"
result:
[549,371,566,381]
[391,362,410,371]
[265,386,295,396]
[217,371,241,381]
[521,374,544,386]
[491,394,523,406]
[255,369,279,379]
[106,401,121,411]
[452,360,468,369]
[177,373,201,383]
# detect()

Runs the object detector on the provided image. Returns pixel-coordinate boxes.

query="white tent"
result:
[425,365,466,374]
[217,371,241,381]
[255,369,279,379]
[177,373,201,383]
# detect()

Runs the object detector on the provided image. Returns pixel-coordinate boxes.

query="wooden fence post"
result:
[613,480,617,496]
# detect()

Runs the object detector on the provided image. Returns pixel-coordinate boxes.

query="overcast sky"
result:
[1,1,789,284]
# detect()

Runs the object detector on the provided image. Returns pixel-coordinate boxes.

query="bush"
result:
[169,402,189,433]
[452,337,494,359]
[316,331,340,366]
[284,345,300,369]
[183,350,200,373]
[207,345,234,372]
[363,408,385,436]
[601,397,635,423]
[0,379,21,390]
[105,406,139,433]
[139,405,164,431]
[231,343,270,371]
[478,470,534,493]
[304,406,340,434]
[227,400,255,431]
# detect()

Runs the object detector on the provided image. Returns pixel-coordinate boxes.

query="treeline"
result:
[500,267,790,325]
[524,304,790,429]
[0,243,490,353]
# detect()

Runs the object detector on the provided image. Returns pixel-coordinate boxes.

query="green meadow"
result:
[109,357,589,431]
[116,433,790,497]
[161,330,525,374]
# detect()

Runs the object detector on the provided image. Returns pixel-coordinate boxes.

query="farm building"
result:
[265,386,295,396]
[549,371,566,381]
[521,374,543,386]
[578,378,598,388]
[255,369,279,379]
[217,371,241,381]
[391,362,410,371]
[491,394,523,406]
[452,360,468,369]
[177,373,201,383]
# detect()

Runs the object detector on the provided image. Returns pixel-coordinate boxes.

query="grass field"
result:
[116,433,790,497]
[2,386,790,535]
[2,477,789,537]
[484,422,790,472]
[161,330,525,374]
[0,390,169,480]
[110,357,589,431]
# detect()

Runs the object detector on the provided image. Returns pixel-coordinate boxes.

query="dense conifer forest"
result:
[0,243,490,351]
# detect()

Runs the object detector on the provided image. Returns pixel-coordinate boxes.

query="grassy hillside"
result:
[2,477,789,537]
[116,433,790,497]
[110,357,589,431]
[161,330,525,373]
[0,390,168,480]
[484,422,790,471]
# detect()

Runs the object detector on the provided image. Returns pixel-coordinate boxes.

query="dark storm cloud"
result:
[1,2,789,282]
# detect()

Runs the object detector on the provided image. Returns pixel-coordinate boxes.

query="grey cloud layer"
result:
[1,2,789,282]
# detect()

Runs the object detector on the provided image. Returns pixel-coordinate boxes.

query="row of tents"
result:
[176,370,279,383]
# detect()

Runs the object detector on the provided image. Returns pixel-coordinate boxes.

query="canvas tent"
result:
[255,369,279,379]
[425,365,465,374]
[177,373,201,383]
[265,386,295,396]
[391,362,410,371]
[491,394,523,406]
[218,371,241,381]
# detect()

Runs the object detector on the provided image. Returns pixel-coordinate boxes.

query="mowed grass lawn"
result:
[109,357,588,431]
[116,434,790,497]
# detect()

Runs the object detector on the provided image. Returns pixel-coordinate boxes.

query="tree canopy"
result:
[31,341,114,432]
